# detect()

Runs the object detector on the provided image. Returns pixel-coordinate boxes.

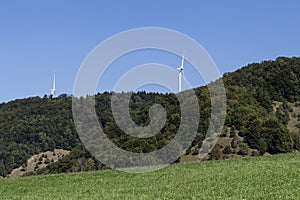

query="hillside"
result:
[1,153,300,199]
[0,56,300,177]
[8,149,70,177]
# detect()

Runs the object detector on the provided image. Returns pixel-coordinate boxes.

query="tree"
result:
[87,158,96,171]
[257,138,267,155]
[210,144,223,160]
[238,143,249,156]
[223,145,232,154]
[293,132,300,150]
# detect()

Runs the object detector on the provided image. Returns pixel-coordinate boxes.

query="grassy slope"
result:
[1,153,300,200]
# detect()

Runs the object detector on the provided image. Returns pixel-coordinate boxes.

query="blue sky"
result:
[0,0,300,102]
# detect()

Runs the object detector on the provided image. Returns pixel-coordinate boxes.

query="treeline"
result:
[0,56,299,177]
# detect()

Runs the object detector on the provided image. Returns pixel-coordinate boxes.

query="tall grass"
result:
[1,153,300,199]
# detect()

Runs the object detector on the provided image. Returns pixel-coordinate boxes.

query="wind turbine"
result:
[176,51,185,92]
[50,71,56,97]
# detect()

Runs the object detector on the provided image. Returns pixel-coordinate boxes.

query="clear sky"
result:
[0,0,300,102]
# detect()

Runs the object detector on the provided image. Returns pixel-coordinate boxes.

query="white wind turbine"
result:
[176,51,185,92]
[50,71,56,96]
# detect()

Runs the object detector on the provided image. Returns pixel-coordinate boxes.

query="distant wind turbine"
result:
[50,71,56,96]
[176,51,185,92]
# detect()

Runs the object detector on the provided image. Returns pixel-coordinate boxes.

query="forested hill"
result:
[0,56,300,177]
[224,56,300,102]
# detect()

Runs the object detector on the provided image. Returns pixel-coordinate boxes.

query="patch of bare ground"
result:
[8,149,70,177]
[273,101,283,112]
[180,155,200,163]
[287,102,300,134]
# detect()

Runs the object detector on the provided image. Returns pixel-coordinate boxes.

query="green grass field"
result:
[1,153,300,199]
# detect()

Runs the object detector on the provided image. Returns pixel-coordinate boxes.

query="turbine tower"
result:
[50,71,56,96]
[176,51,185,92]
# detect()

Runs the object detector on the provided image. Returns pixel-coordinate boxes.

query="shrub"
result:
[220,131,227,137]
[231,136,241,148]
[185,147,192,155]
[257,138,267,155]
[230,129,236,138]
[191,148,199,156]
[238,143,249,155]
[223,145,232,154]
[44,158,50,165]
[251,150,260,156]
[210,144,223,160]
[293,132,300,150]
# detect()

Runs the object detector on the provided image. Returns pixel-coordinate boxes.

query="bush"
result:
[238,143,249,155]
[191,148,199,156]
[230,129,236,138]
[293,132,300,150]
[231,136,241,148]
[185,147,192,155]
[257,138,267,155]
[220,131,227,137]
[251,150,260,156]
[210,145,223,160]
[44,158,50,165]
[223,145,232,154]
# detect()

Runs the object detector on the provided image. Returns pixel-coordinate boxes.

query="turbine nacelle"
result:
[177,66,184,72]
[177,52,185,73]
[50,88,56,96]
[177,51,185,92]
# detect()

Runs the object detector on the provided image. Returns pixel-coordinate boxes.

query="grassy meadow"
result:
[1,153,300,199]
